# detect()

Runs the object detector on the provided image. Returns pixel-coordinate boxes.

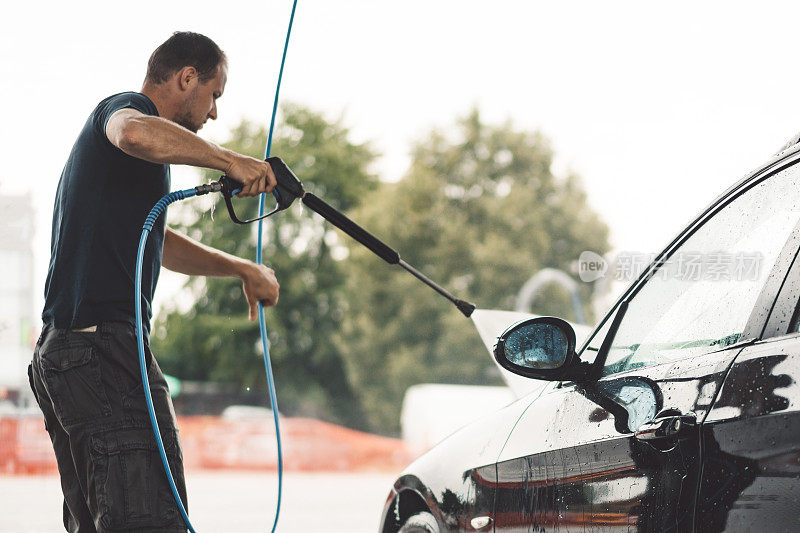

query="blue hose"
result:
[257,2,299,532]
[135,188,198,533]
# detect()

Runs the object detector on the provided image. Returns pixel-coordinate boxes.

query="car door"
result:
[695,217,800,532]
[491,155,800,532]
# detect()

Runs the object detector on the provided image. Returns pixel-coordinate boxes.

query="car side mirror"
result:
[493,317,589,381]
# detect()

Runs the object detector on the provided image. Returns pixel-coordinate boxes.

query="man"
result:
[28,32,278,532]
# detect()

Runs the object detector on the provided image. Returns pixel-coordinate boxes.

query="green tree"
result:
[152,104,377,426]
[337,109,610,433]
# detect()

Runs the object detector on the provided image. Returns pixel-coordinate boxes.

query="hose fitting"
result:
[194,182,223,196]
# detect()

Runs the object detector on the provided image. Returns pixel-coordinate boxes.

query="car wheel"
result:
[399,511,439,533]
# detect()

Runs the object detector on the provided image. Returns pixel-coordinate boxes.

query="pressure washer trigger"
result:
[267,156,304,210]
[218,157,305,225]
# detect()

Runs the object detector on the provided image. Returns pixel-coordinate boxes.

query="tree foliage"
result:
[336,109,610,432]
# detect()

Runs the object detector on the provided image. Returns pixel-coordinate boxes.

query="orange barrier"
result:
[0,417,59,475]
[0,415,411,475]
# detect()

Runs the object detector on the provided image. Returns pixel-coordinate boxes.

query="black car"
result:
[379,140,800,532]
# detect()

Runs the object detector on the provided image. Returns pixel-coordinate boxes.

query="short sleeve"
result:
[95,92,159,135]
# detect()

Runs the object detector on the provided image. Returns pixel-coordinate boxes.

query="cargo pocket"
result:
[40,341,112,427]
[90,427,185,531]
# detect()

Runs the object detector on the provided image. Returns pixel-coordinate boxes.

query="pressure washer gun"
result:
[213,157,476,318]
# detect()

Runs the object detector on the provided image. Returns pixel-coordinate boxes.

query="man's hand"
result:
[163,229,279,321]
[240,263,280,321]
[225,154,277,197]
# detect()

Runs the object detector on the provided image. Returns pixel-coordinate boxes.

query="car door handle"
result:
[635,413,696,442]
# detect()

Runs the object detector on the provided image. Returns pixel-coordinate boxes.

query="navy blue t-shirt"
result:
[42,92,170,338]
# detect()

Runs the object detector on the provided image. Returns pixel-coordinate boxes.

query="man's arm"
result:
[163,227,279,320]
[106,108,275,197]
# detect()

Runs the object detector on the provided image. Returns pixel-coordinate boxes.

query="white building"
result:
[0,193,36,407]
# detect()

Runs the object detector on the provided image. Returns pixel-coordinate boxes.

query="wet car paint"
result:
[697,337,800,532]
[381,386,546,532]
[381,336,800,533]
[491,346,740,532]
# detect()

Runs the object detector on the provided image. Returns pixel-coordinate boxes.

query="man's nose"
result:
[209,102,218,120]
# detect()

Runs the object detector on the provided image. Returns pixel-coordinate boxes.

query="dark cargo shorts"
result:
[28,322,188,533]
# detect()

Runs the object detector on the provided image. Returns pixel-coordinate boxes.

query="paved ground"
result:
[0,471,396,532]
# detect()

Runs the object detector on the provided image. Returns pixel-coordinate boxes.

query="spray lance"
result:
[217,157,477,318]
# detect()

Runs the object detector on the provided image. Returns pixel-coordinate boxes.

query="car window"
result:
[601,164,800,376]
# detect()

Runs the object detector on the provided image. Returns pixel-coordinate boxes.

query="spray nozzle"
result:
[218,156,305,224]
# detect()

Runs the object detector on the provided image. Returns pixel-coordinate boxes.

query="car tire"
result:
[399,512,439,533]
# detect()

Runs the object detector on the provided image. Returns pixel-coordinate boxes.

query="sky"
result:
[4,0,800,320]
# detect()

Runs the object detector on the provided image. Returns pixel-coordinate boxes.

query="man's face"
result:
[175,63,227,133]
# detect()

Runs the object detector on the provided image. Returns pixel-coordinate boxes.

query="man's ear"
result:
[177,66,198,91]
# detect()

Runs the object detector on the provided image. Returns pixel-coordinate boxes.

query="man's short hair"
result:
[145,31,226,85]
